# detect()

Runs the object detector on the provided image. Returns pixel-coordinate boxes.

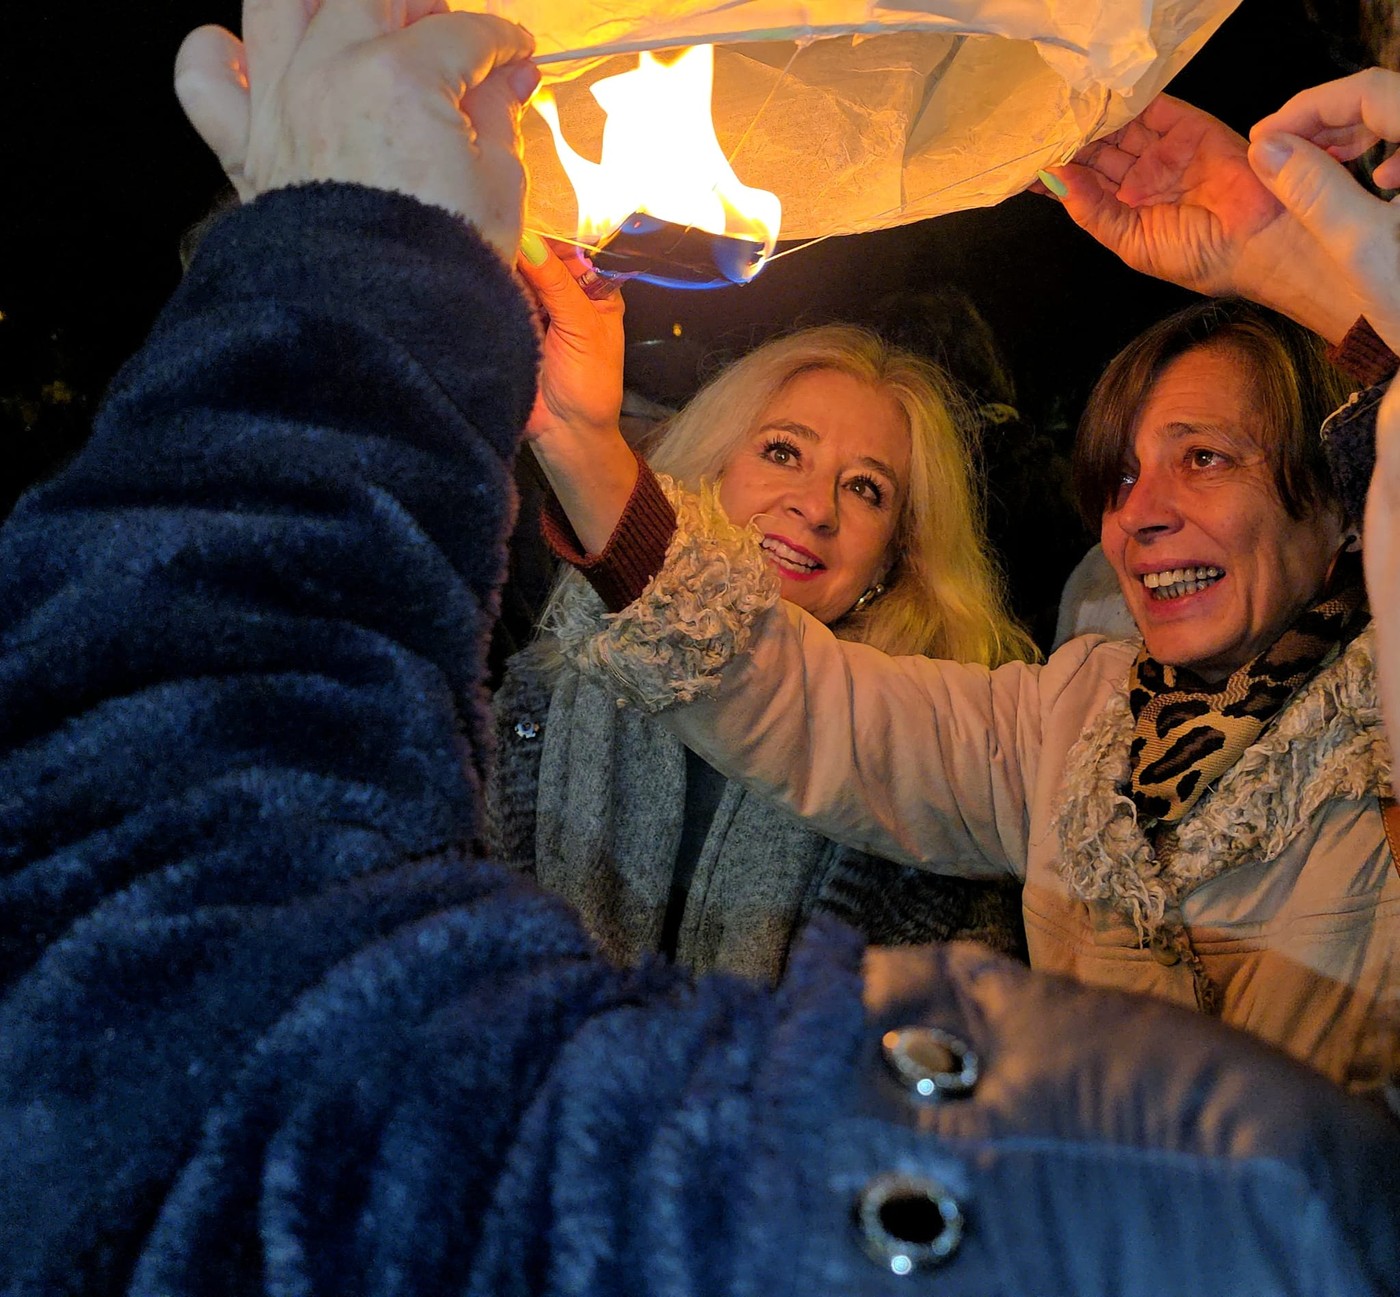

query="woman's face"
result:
[719,368,910,625]
[1100,344,1345,680]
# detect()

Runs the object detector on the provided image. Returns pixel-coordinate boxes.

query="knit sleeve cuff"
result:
[540,452,678,612]
[544,477,780,713]
[1320,379,1390,524]
[1327,317,1400,387]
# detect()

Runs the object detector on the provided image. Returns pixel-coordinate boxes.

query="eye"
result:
[846,473,888,508]
[1187,447,1229,470]
[760,436,800,466]
[1112,469,1137,509]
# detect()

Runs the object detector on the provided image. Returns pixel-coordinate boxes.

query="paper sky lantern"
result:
[459,0,1241,268]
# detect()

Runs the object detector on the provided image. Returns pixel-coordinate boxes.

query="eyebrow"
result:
[1158,420,1256,449]
[757,419,904,488]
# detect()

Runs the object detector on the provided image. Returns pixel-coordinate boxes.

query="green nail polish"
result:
[1037,169,1069,199]
[518,230,548,266]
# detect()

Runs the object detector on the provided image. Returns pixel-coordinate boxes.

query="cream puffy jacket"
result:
[560,487,1400,1093]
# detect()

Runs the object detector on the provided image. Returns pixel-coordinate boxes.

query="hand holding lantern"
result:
[1244,68,1400,762]
[174,0,537,264]
[1249,68,1400,355]
[517,239,638,555]
[1046,93,1367,345]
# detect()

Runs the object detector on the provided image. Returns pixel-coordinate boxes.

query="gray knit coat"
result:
[489,644,1026,982]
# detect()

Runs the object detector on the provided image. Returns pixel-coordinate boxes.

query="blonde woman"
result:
[491,255,1034,982]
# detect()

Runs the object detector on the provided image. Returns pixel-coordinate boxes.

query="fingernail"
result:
[1250,133,1294,180]
[508,61,541,106]
[518,230,548,266]
[1036,169,1069,199]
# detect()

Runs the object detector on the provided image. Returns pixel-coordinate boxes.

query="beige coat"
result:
[561,486,1399,1092]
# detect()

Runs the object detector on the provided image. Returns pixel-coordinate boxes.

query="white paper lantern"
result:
[457,0,1241,244]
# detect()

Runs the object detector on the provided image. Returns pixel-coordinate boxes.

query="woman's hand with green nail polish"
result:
[515,237,633,554]
[518,230,549,266]
[1047,93,1365,345]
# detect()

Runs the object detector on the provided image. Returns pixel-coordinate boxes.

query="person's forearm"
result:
[1330,316,1400,385]
[539,452,677,611]
[0,184,541,1286]
[1366,388,1400,743]
[528,422,640,555]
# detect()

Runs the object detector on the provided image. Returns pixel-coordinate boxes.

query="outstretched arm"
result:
[181,0,645,567]
[516,239,640,552]
[1243,69,1400,746]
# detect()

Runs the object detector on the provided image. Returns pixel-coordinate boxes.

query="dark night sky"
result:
[0,0,1365,512]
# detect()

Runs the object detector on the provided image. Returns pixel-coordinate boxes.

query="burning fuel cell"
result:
[585,213,768,291]
[530,45,781,291]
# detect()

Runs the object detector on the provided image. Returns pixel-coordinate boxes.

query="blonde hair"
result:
[623,323,1034,667]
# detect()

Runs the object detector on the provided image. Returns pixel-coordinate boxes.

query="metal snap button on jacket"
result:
[855,1171,964,1273]
[882,1026,978,1099]
[513,718,540,740]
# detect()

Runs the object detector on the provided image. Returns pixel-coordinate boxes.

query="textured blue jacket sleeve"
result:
[2,182,1399,1297]
[0,182,878,1297]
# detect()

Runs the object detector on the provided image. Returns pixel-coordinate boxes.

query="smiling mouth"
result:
[761,535,825,576]
[1141,565,1224,601]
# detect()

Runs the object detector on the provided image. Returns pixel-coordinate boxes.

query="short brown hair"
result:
[1072,298,1352,527]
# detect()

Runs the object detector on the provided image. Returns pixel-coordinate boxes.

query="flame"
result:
[532,45,781,255]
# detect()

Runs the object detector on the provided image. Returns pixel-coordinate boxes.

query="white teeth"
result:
[1141,565,1224,599]
[761,537,820,572]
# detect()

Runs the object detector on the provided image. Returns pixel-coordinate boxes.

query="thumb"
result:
[175,26,254,200]
[1048,165,1141,257]
[1247,131,1384,268]
[517,241,624,331]
[517,239,581,307]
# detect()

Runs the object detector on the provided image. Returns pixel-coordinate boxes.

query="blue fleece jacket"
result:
[2,183,1398,1297]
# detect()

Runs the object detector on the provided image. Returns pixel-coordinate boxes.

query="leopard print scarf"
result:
[1125,577,1369,827]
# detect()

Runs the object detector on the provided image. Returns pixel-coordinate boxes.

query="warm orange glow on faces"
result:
[532,45,781,254]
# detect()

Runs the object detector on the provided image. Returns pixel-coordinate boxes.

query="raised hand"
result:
[517,239,626,445]
[1248,68,1400,353]
[174,0,537,262]
[516,239,639,554]
[1048,94,1364,342]
[1249,70,1400,750]
[1367,383,1400,745]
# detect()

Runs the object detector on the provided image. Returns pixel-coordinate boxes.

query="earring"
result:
[851,582,886,614]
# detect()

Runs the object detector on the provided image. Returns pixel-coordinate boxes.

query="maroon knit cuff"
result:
[1328,317,1400,387]
[540,452,678,612]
